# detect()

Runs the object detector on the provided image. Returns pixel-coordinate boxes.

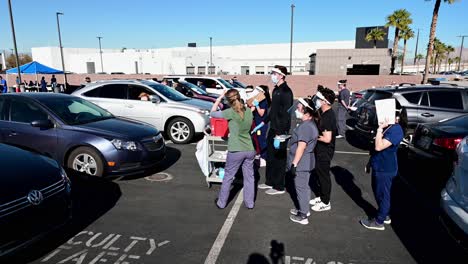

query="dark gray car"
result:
[351,85,468,149]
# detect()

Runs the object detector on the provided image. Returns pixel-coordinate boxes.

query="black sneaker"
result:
[360,218,385,231]
[384,216,391,225]
[290,213,309,225]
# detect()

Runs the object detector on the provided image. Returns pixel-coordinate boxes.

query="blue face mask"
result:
[271,75,279,84]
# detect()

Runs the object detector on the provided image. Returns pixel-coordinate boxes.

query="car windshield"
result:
[142,81,189,101]
[233,80,246,88]
[367,91,392,103]
[218,79,235,89]
[182,81,208,95]
[40,97,114,125]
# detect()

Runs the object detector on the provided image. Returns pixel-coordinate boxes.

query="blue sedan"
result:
[0,93,166,176]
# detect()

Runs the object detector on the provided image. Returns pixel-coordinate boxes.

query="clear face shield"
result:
[309,91,331,112]
[287,98,315,116]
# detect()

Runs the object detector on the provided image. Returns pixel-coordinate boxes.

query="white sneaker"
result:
[258,184,272,189]
[311,201,331,212]
[265,189,286,195]
[336,135,344,139]
[309,197,321,206]
[290,208,311,217]
[260,158,266,167]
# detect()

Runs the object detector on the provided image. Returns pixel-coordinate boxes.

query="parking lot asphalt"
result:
[9,137,468,264]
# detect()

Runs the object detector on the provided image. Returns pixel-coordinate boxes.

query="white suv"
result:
[73,79,212,144]
[164,76,247,100]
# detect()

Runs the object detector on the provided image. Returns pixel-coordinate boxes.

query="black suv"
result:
[350,85,468,149]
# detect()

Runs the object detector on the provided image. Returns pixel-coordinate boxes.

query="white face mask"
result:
[294,109,304,119]
[271,75,279,84]
[314,99,322,110]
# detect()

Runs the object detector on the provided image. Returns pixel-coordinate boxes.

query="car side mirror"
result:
[149,95,161,104]
[31,119,54,129]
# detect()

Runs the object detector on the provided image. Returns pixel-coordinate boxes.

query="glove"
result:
[253,99,259,107]
[273,138,281,149]
[290,164,297,176]
[251,122,265,135]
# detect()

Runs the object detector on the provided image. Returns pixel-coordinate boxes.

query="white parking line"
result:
[204,189,244,264]
[335,151,368,155]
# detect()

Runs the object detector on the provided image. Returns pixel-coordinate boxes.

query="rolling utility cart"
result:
[205,135,228,187]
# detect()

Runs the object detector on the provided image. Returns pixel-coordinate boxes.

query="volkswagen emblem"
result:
[27,190,44,205]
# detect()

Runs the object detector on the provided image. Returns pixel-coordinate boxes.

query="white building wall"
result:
[32,41,355,75]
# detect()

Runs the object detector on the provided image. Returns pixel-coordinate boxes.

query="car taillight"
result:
[433,137,463,150]
[355,94,363,99]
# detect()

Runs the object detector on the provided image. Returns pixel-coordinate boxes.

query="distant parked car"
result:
[164,75,247,99]
[73,79,212,144]
[440,135,468,247]
[351,85,468,149]
[0,93,166,176]
[409,114,468,185]
[0,143,72,257]
[226,79,247,89]
[175,81,224,109]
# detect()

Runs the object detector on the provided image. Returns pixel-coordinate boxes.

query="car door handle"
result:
[421,113,434,117]
[8,131,18,137]
[126,104,134,108]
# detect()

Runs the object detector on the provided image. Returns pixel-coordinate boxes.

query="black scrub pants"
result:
[315,158,332,204]
[265,130,287,191]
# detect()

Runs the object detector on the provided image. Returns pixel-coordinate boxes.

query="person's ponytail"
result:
[226,89,245,119]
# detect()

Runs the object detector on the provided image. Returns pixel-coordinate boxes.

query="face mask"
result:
[295,109,304,119]
[271,75,279,84]
[314,99,322,110]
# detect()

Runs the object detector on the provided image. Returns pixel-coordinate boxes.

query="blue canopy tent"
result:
[6,61,63,91]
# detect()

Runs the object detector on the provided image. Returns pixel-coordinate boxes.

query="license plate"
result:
[416,136,432,149]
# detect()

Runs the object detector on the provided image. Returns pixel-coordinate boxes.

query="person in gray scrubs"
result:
[336,79,350,138]
[288,98,319,225]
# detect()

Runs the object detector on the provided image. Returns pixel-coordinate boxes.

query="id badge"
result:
[257,130,261,136]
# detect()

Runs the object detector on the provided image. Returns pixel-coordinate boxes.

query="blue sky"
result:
[0,0,467,54]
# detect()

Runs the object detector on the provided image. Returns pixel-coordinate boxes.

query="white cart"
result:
[205,135,228,188]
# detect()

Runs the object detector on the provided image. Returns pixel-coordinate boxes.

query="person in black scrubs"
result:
[258,65,294,195]
[310,86,337,212]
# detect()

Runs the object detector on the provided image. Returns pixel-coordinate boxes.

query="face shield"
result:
[287,97,315,115]
[309,91,331,111]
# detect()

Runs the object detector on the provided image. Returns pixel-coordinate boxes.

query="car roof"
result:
[368,85,468,94]
[163,75,223,80]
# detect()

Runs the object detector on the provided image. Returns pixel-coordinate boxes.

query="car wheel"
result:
[67,147,104,176]
[167,117,194,144]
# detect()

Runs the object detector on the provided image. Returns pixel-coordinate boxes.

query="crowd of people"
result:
[0,74,64,93]
[209,65,404,231]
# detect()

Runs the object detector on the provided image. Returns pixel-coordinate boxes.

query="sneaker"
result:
[290,213,309,225]
[260,158,266,167]
[384,216,391,225]
[258,183,272,190]
[290,208,311,217]
[311,201,331,212]
[336,135,344,139]
[265,189,286,195]
[309,197,321,206]
[360,218,385,231]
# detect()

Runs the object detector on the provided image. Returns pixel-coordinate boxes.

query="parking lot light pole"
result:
[209,37,212,74]
[97,36,104,73]
[56,12,67,90]
[413,28,420,65]
[289,4,295,75]
[457,35,467,71]
[7,0,22,85]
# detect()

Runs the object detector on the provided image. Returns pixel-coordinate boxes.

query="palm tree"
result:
[365,28,387,48]
[448,58,454,71]
[422,0,458,83]
[386,9,413,74]
[445,45,455,71]
[416,53,425,73]
[399,27,415,74]
[433,38,446,73]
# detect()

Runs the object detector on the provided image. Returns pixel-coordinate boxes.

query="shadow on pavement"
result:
[246,240,285,264]
[345,129,371,151]
[331,166,376,218]
[117,146,181,181]
[390,177,468,263]
[4,170,122,263]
